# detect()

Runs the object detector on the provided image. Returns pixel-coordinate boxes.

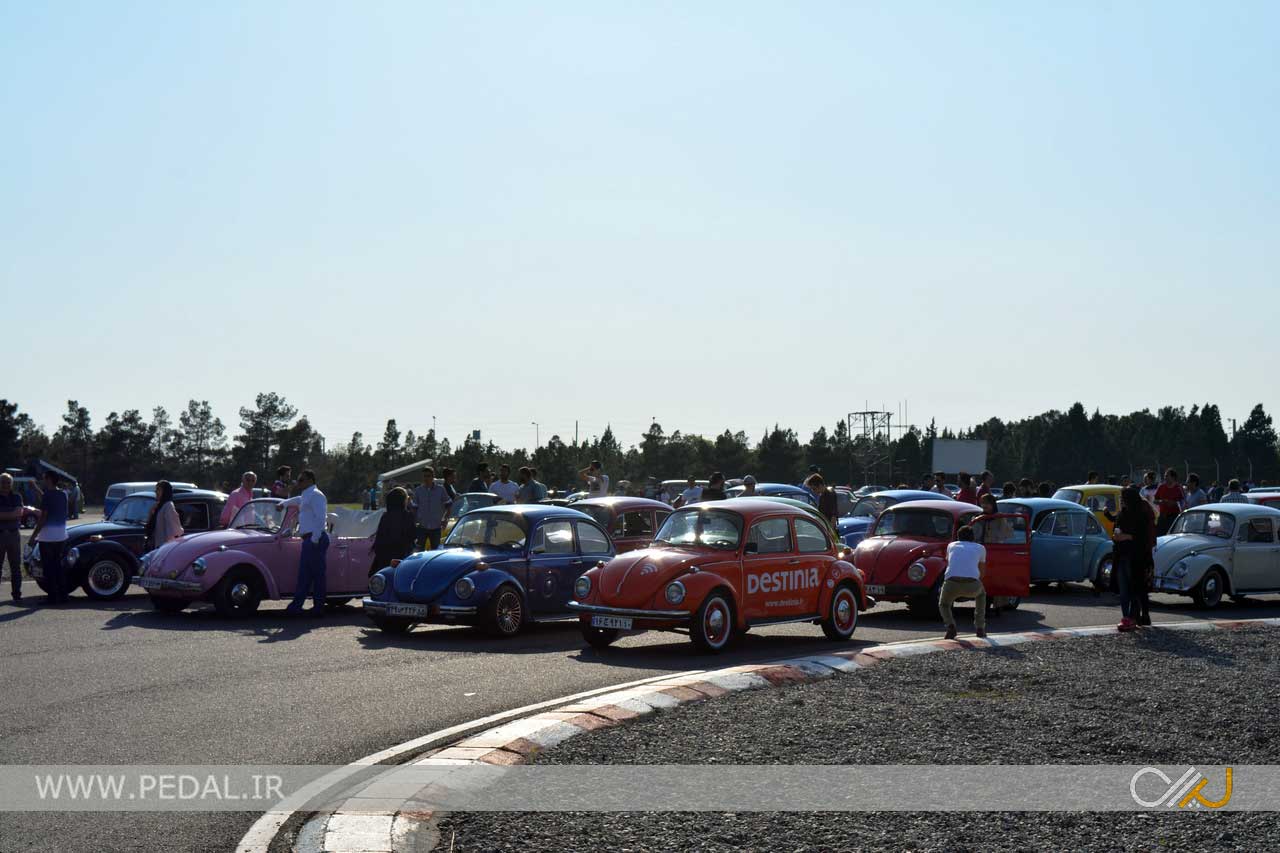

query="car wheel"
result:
[82,558,129,600]
[372,616,413,634]
[906,582,941,619]
[821,583,859,641]
[149,596,187,614]
[690,590,735,653]
[1193,569,1225,609]
[213,569,263,618]
[582,625,619,649]
[483,584,525,637]
[1094,556,1114,592]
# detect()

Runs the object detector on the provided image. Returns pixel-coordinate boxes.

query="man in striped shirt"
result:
[1220,479,1249,504]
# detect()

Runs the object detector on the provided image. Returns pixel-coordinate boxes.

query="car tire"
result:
[690,590,735,653]
[1093,556,1114,593]
[906,582,941,619]
[372,616,413,634]
[213,568,263,618]
[821,583,859,641]
[483,584,525,637]
[582,625,619,649]
[1193,569,1226,609]
[150,596,187,614]
[82,558,129,601]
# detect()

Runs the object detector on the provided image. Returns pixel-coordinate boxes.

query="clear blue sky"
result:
[3,1,1276,451]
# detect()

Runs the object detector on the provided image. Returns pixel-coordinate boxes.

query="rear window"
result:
[573,504,613,531]
[872,510,954,539]
[1052,489,1083,505]
[107,486,126,498]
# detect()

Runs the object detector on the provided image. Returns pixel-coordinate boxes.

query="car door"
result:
[974,513,1030,596]
[329,533,375,595]
[792,518,835,616]
[741,516,796,621]
[1031,511,1085,582]
[1233,517,1279,590]
[573,521,614,606]
[526,519,578,614]
[272,509,303,597]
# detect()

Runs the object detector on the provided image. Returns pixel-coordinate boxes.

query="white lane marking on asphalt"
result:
[234,667,708,853]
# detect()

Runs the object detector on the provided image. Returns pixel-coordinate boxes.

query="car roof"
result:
[457,491,499,498]
[463,504,597,523]
[868,489,949,501]
[573,496,670,511]
[888,499,979,515]
[670,497,817,522]
[118,489,227,501]
[1060,484,1121,494]
[1192,503,1280,518]
[998,497,1089,513]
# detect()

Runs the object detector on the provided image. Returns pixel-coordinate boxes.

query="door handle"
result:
[1015,551,1029,556]
[788,558,800,565]
[570,559,584,566]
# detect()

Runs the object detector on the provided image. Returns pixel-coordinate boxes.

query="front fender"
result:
[666,567,743,626]
[198,550,280,600]
[76,540,140,575]
[1179,554,1230,591]
[437,567,527,609]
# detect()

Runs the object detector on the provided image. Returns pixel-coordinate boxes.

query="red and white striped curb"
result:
[296,617,1280,852]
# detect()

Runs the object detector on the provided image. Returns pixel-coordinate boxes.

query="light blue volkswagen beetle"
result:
[998,498,1114,590]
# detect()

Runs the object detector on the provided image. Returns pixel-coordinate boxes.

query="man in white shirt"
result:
[1138,471,1158,508]
[279,469,329,616]
[489,464,521,504]
[673,476,702,508]
[939,525,987,640]
[580,460,609,498]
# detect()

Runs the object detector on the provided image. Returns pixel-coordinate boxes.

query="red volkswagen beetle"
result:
[568,499,867,653]
[853,499,1030,616]
[568,497,672,553]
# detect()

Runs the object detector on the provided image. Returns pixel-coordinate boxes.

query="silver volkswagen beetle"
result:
[1153,503,1280,608]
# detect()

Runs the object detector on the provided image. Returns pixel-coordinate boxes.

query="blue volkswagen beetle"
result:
[997,498,1114,590]
[836,490,951,548]
[362,505,615,636]
[726,482,816,505]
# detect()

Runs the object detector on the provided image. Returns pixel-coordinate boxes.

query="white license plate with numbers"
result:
[591,615,633,630]
[387,603,428,618]
[866,584,886,595]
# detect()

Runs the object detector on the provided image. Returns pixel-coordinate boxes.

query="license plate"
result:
[591,615,632,630]
[137,576,161,589]
[386,603,428,618]
[866,584,886,595]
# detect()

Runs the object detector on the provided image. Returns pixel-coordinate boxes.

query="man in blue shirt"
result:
[411,467,451,550]
[279,470,329,616]
[30,471,70,604]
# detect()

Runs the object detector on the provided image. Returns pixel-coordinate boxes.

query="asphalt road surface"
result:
[4,568,1280,853]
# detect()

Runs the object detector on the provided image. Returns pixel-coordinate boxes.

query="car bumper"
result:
[361,598,478,621]
[567,601,692,627]
[1153,577,1189,592]
[136,576,204,594]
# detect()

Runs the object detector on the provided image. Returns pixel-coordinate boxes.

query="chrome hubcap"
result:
[498,592,522,633]
[836,597,853,629]
[88,561,125,595]
[230,582,252,605]
[705,601,729,645]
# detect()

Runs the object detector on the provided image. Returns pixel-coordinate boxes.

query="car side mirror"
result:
[744,541,759,554]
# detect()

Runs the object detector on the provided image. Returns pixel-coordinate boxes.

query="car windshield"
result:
[573,504,613,530]
[850,496,890,518]
[1169,511,1235,539]
[444,513,527,550]
[1053,489,1084,505]
[450,494,498,518]
[231,500,285,532]
[872,509,954,539]
[108,496,155,525]
[654,509,743,550]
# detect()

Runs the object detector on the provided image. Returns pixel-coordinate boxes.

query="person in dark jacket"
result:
[1111,486,1154,630]
[371,487,416,575]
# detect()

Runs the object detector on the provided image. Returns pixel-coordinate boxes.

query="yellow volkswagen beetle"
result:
[1053,484,1122,535]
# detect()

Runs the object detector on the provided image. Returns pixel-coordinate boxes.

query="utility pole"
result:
[531,422,540,448]
[575,420,579,446]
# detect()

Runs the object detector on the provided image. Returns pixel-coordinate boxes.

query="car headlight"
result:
[665,580,686,605]
[454,576,475,600]
[369,573,387,596]
[191,557,207,576]
[574,575,592,599]
[1172,561,1189,578]
[64,547,80,567]
[907,561,927,582]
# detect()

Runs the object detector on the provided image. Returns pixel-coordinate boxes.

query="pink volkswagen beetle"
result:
[136,499,375,616]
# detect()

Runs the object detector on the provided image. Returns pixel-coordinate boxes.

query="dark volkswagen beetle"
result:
[28,489,226,600]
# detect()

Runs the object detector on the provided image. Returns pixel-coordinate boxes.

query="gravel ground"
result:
[441,626,1280,851]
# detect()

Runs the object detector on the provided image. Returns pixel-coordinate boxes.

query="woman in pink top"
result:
[145,481,184,552]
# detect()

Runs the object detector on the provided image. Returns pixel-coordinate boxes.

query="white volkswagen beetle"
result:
[1153,503,1280,608]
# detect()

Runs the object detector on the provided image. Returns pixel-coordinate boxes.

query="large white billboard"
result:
[931,439,988,474]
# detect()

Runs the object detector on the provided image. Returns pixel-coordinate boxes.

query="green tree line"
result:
[1,396,1277,502]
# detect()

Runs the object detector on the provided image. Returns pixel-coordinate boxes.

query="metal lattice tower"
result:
[846,410,894,486]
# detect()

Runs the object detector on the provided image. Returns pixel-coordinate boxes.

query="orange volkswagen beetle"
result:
[568,499,868,653]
